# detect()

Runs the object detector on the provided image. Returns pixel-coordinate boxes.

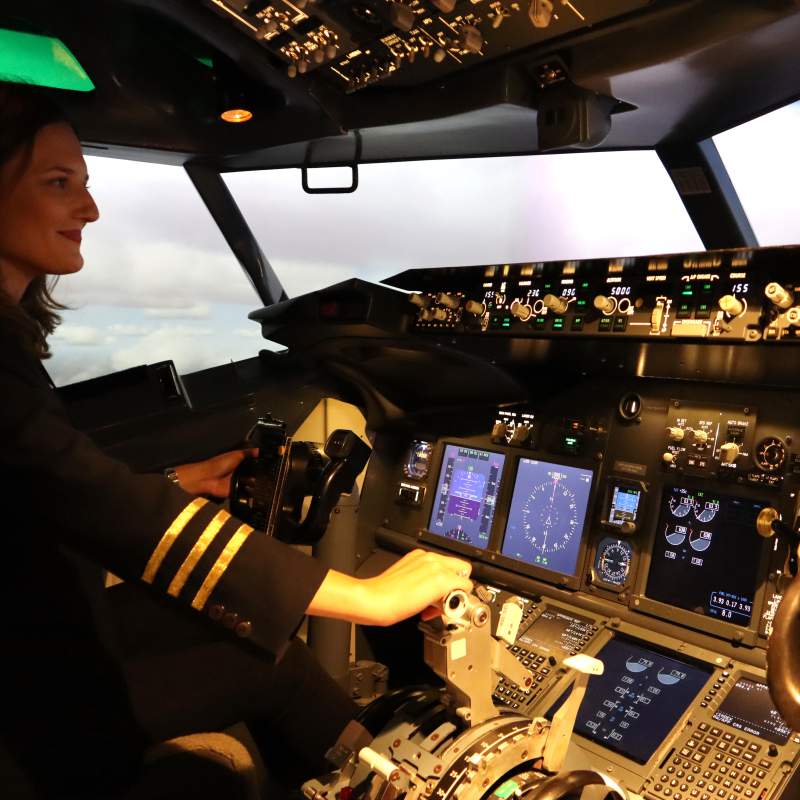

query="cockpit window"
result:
[713,99,800,247]
[0,17,94,92]
[224,151,703,297]
[48,157,264,387]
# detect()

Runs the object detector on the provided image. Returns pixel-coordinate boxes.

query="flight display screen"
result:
[518,608,595,657]
[501,459,593,576]
[646,487,766,625]
[548,638,712,764]
[429,445,505,548]
[608,485,642,526]
[713,678,792,745]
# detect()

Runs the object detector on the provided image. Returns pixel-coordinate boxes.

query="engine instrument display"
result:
[712,678,792,745]
[404,440,433,479]
[501,459,593,576]
[429,445,505,548]
[549,638,712,764]
[646,487,766,626]
[608,485,642,527]
[518,607,595,657]
[595,538,633,586]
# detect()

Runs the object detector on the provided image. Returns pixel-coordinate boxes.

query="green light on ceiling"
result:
[0,25,94,91]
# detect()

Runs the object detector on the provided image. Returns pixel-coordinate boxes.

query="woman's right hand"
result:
[306,549,474,627]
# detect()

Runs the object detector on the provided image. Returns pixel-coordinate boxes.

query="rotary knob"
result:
[436,292,461,310]
[665,426,684,442]
[464,300,485,315]
[720,442,740,463]
[719,295,744,316]
[419,307,447,322]
[409,293,431,309]
[390,2,416,32]
[511,301,532,321]
[458,25,483,54]
[543,294,569,314]
[766,282,794,309]
[431,0,456,10]
[594,296,616,315]
[686,429,708,445]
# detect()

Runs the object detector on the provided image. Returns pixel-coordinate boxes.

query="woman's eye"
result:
[51,178,67,187]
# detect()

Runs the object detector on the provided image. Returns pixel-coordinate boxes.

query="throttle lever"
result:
[756,507,800,577]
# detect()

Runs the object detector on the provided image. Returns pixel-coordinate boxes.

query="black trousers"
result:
[106,583,359,791]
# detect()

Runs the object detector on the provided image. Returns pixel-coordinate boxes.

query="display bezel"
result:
[601,478,647,531]
[419,440,510,557]
[488,453,599,591]
[631,479,773,646]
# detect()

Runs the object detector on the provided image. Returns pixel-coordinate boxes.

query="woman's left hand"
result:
[172,449,258,497]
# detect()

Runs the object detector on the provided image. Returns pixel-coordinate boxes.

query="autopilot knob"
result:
[436,292,461,310]
[510,301,532,321]
[719,295,744,316]
[665,426,684,442]
[766,282,794,309]
[419,307,447,322]
[593,296,616,315]
[720,442,740,463]
[464,300,486,315]
[543,294,569,314]
[390,2,416,32]
[409,292,432,310]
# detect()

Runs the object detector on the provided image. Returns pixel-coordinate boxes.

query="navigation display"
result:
[608,485,642,526]
[646,487,766,625]
[501,459,593,576]
[518,608,595,657]
[429,445,505,548]
[713,678,792,745]
[548,638,711,764]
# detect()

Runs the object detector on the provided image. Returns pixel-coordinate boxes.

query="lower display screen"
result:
[645,487,767,625]
[428,445,505,549]
[712,678,792,745]
[501,459,593,576]
[518,607,595,657]
[549,638,711,764]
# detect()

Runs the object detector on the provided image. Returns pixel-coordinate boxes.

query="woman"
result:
[0,81,473,799]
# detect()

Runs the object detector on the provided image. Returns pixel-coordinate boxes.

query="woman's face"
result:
[0,123,99,296]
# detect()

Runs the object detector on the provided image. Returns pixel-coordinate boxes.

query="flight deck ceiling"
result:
[2,0,800,167]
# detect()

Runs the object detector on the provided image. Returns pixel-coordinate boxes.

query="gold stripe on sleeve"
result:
[142,497,209,584]
[167,510,231,597]
[191,524,253,610]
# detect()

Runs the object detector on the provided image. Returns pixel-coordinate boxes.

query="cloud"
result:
[107,324,153,336]
[144,304,212,319]
[52,325,111,346]
[233,328,262,338]
[153,326,214,337]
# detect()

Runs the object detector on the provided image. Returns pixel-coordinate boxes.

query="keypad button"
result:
[747,743,760,753]
[717,742,729,751]
[681,748,693,757]
[693,731,705,740]
[756,770,767,779]
[699,745,711,754]
[687,740,699,749]
[742,753,754,762]
[699,723,710,732]
[722,733,735,742]
[692,754,705,763]
[758,761,771,770]
[729,746,742,756]
[705,736,718,745]
[735,738,747,747]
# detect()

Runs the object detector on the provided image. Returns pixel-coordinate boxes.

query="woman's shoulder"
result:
[0,323,54,391]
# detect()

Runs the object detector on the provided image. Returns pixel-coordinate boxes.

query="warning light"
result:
[220,108,253,123]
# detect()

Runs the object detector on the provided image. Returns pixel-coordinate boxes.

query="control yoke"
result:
[230,414,371,545]
[756,507,800,578]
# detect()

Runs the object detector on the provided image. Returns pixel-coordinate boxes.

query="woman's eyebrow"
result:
[43,165,76,174]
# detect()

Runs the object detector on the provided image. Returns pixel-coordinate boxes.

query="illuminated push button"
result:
[598,317,612,331]
[543,293,569,314]
[593,295,616,315]
[766,282,794,309]
[571,316,584,331]
[666,426,685,442]
[436,292,461,309]
[720,442,740,463]
[510,301,532,321]
[613,315,627,332]
[719,295,744,316]
[464,300,485,315]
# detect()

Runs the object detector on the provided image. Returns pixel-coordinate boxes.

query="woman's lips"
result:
[58,230,82,244]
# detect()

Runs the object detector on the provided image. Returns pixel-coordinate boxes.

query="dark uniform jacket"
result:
[0,326,328,796]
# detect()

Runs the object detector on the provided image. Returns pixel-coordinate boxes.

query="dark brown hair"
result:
[0,81,73,359]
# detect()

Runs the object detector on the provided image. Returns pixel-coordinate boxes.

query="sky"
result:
[45,101,800,387]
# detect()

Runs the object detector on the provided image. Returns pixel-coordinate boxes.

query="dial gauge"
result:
[404,440,433,479]
[754,436,787,473]
[523,478,580,553]
[443,526,472,544]
[693,498,719,523]
[669,493,695,518]
[595,537,632,585]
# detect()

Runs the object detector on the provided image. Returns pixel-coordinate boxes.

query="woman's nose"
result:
[78,186,100,223]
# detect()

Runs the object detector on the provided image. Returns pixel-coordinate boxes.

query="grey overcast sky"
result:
[45,101,800,387]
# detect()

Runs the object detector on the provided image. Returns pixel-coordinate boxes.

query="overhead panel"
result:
[204,0,653,95]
